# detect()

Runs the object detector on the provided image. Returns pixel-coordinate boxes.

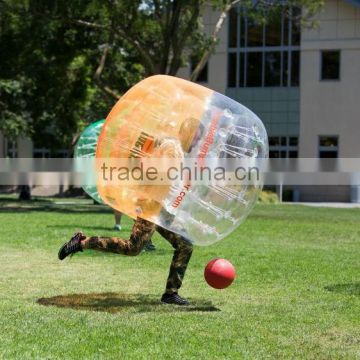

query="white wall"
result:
[300,0,360,157]
[0,134,33,158]
[18,137,33,157]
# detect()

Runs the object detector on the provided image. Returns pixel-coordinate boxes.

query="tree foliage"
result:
[0,0,323,149]
[0,0,140,148]
[29,0,323,99]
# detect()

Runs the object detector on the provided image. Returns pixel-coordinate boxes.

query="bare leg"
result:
[114,211,122,230]
[114,211,122,225]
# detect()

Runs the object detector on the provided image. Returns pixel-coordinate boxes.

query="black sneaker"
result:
[161,292,189,306]
[144,241,156,251]
[58,232,85,260]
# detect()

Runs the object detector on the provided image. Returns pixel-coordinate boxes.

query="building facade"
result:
[1,0,360,201]
[180,0,360,202]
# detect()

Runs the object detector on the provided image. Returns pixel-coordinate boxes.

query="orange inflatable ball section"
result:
[96,75,268,246]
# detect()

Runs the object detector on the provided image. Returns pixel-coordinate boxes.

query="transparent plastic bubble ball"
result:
[96,75,268,245]
[74,119,105,204]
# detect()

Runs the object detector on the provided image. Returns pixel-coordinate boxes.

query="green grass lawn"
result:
[0,197,359,359]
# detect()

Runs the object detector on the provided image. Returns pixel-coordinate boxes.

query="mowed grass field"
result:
[0,197,359,359]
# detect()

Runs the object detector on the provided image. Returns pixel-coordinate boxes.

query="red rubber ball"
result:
[204,258,236,289]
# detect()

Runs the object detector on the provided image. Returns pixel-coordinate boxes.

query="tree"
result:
[0,0,323,148]
[31,0,323,101]
[0,0,89,149]
[0,0,143,150]
[0,77,33,141]
[29,0,213,99]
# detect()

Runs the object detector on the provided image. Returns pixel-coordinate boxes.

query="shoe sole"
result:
[160,300,189,306]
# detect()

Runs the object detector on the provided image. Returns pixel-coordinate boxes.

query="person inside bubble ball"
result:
[58,117,204,306]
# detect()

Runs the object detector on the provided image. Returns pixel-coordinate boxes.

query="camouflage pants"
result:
[82,218,193,294]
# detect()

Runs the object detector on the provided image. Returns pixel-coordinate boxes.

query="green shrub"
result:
[258,190,279,203]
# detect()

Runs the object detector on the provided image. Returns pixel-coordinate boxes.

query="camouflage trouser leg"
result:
[81,217,193,294]
[82,218,156,256]
[155,225,193,294]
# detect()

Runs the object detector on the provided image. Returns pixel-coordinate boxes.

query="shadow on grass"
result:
[0,204,113,214]
[37,292,220,313]
[47,224,126,232]
[325,282,360,296]
[0,197,51,203]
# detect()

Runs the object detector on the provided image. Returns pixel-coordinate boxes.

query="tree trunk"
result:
[19,185,31,201]
[190,0,242,82]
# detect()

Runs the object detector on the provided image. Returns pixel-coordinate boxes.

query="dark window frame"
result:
[6,140,18,158]
[227,6,301,88]
[318,135,339,158]
[320,50,341,81]
[269,136,299,158]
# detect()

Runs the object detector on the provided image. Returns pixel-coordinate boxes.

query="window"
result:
[282,51,289,86]
[291,7,301,45]
[265,52,281,86]
[32,148,69,158]
[269,137,280,146]
[238,52,245,87]
[269,136,298,158]
[190,57,208,83]
[55,150,70,158]
[321,51,340,80]
[228,5,301,88]
[6,140,17,158]
[265,10,282,46]
[228,53,237,88]
[247,52,262,86]
[289,137,298,146]
[33,148,50,158]
[247,19,263,47]
[229,7,238,48]
[240,11,246,47]
[319,136,338,158]
[291,51,300,86]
